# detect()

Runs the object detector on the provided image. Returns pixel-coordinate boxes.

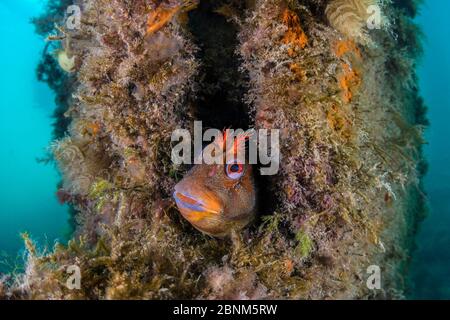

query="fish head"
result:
[173,130,256,236]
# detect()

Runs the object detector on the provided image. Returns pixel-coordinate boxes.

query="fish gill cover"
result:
[1,0,427,299]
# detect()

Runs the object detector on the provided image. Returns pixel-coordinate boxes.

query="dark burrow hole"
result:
[187,0,250,130]
[187,1,278,220]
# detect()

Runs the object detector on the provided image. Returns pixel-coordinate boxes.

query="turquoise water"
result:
[0,0,449,298]
[0,0,70,273]
[408,0,450,299]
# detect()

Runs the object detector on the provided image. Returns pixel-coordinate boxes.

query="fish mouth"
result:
[173,191,220,214]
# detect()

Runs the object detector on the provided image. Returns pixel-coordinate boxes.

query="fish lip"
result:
[173,191,220,214]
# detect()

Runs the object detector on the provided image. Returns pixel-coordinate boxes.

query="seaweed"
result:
[3,0,427,300]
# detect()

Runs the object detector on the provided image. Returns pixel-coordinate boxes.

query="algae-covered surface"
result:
[1,0,429,299]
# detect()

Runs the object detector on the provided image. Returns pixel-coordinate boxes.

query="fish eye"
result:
[225,162,244,180]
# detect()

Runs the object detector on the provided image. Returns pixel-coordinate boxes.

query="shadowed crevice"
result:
[188,0,250,130]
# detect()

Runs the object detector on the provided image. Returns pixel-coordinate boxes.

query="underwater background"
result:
[0,0,70,273]
[408,0,450,299]
[0,0,448,299]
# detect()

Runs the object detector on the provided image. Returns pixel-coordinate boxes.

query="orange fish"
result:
[173,131,256,237]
